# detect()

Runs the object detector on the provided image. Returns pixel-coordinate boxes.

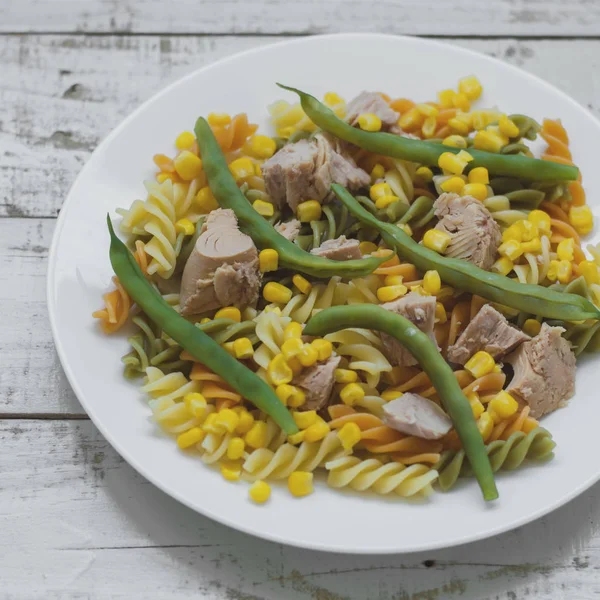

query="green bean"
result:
[194,117,387,278]
[278,85,578,182]
[107,216,298,435]
[332,184,600,321]
[303,305,498,501]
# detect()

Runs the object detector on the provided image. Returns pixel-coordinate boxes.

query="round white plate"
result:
[48,33,600,553]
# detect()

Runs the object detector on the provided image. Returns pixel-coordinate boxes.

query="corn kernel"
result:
[397,223,413,237]
[465,351,496,378]
[233,337,254,360]
[423,270,441,295]
[222,341,236,356]
[435,302,447,324]
[423,229,452,253]
[416,166,434,182]
[384,275,404,286]
[297,200,322,222]
[556,238,575,262]
[177,427,205,449]
[468,167,489,185]
[358,113,382,132]
[556,259,573,284]
[398,108,424,131]
[259,248,279,273]
[324,91,344,105]
[334,368,358,383]
[215,306,241,322]
[415,103,439,117]
[246,135,277,159]
[370,182,393,201]
[287,356,302,377]
[175,218,195,236]
[281,337,303,361]
[520,220,539,242]
[293,410,318,430]
[359,241,379,255]
[499,114,520,138]
[184,392,207,418]
[473,130,505,153]
[297,343,319,367]
[175,131,195,150]
[263,282,293,304]
[467,392,485,419]
[253,199,274,217]
[569,205,594,235]
[267,354,294,386]
[527,210,551,234]
[523,319,542,337]
[288,431,306,445]
[462,183,488,201]
[196,186,219,213]
[438,89,456,108]
[442,135,468,148]
[200,317,211,324]
[377,284,408,303]
[448,118,470,136]
[440,176,466,194]
[410,284,427,296]
[547,259,560,282]
[370,163,385,182]
[275,384,304,408]
[202,412,219,433]
[375,195,400,209]
[156,172,173,183]
[220,463,241,481]
[457,150,474,163]
[340,383,365,406]
[439,152,468,175]
[208,112,231,127]
[174,150,203,181]
[304,420,330,442]
[227,437,246,460]
[458,75,483,101]
[498,240,523,261]
[579,260,600,285]
[477,413,494,441]
[338,422,361,450]
[236,410,255,434]
[215,409,240,434]
[283,322,303,340]
[381,389,403,402]
[489,391,519,420]
[288,472,314,497]
[293,274,312,294]
[311,339,333,361]
[249,480,271,504]
[422,116,437,138]
[245,421,269,449]
[229,157,254,181]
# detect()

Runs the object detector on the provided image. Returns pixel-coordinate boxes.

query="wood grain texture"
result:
[2,0,600,36]
[2,418,600,600]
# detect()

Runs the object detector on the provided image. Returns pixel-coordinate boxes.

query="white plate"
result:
[48,33,600,554]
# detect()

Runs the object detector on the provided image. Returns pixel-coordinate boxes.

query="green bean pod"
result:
[194,117,388,279]
[332,184,600,321]
[278,84,579,182]
[107,216,298,435]
[303,305,498,502]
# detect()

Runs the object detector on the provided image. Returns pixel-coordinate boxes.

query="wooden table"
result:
[3,2,600,598]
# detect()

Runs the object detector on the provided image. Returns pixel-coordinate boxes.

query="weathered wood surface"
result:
[2,0,600,36]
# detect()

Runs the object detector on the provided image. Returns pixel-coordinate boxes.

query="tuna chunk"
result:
[345,91,400,130]
[434,193,501,270]
[380,292,438,367]
[506,323,576,419]
[180,209,261,315]
[310,236,362,261]
[383,393,452,440]
[447,304,530,365]
[292,355,342,411]
[262,133,369,212]
[274,218,301,242]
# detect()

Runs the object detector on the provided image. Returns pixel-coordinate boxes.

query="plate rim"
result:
[47,32,600,554]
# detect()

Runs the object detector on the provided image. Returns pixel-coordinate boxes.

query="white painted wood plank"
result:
[2,0,600,36]
[2,419,600,600]
[2,36,600,218]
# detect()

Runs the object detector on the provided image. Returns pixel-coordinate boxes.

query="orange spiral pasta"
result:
[211,113,258,154]
[489,406,539,442]
[92,277,131,334]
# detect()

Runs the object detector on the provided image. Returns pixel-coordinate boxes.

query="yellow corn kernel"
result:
[196,186,219,213]
[215,306,241,322]
[527,210,551,234]
[498,240,523,261]
[523,319,542,337]
[468,392,485,419]
[520,220,538,242]
[311,339,333,361]
[520,238,541,254]
[208,112,232,126]
[175,218,195,236]
[338,422,361,450]
[556,259,573,284]
[477,412,494,442]
[398,108,424,131]
[245,421,269,449]
[175,131,195,150]
[293,410,318,430]
[215,409,240,434]
[277,384,304,408]
[334,368,358,384]
[184,392,207,418]
[381,389,403,402]
[547,259,560,282]
[468,167,489,185]
[263,282,293,304]
[288,431,306,445]
[465,351,496,378]
[255,163,262,177]
[297,200,322,222]
[556,238,575,262]
[501,223,523,243]
[442,135,468,148]
[233,337,254,360]
[438,152,468,175]
[473,130,505,153]
[247,135,277,159]
[435,302,447,324]
[416,166,434,182]
[359,241,379,255]
[423,229,452,253]
[499,114,520,138]
[375,195,400,209]
[370,182,393,201]
[253,199,274,217]
[324,91,344,105]
[283,322,303,340]
[156,172,173,183]
[174,150,203,181]
[229,157,254,181]
[462,183,488,201]
[471,111,487,131]
[249,480,271,504]
[579,260,600,285]
[297,343,319,367]
[370,163,385,183]
[422,116,437,139]
[293,274,312,294]
[236,410,255,435]
[397,223,413,237]
[202,412,220,434]
[569,205,594,235]
[458,75,483,101]
[304,420,330,442]
[357,112,382,132]
[267,354,294,386]
[423,270,441,295]
[227,437,245,460]
[222,341,236,357]
[377,284,408,303]
[382,276,403,288]
[220,462,242,482]
[281,337,304,361]
[410,284,427,296]
[489,391,519,420]
[288,472,314,497]
[340,382,365,406]
[415,103,439,118]
[438,89,456,108]
[259,248,279,273]
[440,176,466,194]
[448,118,470,136]
[176,427,205,449]
[200,317,211,324]
[457,150,474,163]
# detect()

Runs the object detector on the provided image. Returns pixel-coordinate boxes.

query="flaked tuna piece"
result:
[447,304,530,365]
[310,236,362,261]
[293,355,342,411]
[383,393,452,440]
[506,323,576,419]
[434,193,501,270]
[274,218,301,242]
[345,91,400,130]
[262,133,369,212]
[380,292,438,367]
[180,208,261,315]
